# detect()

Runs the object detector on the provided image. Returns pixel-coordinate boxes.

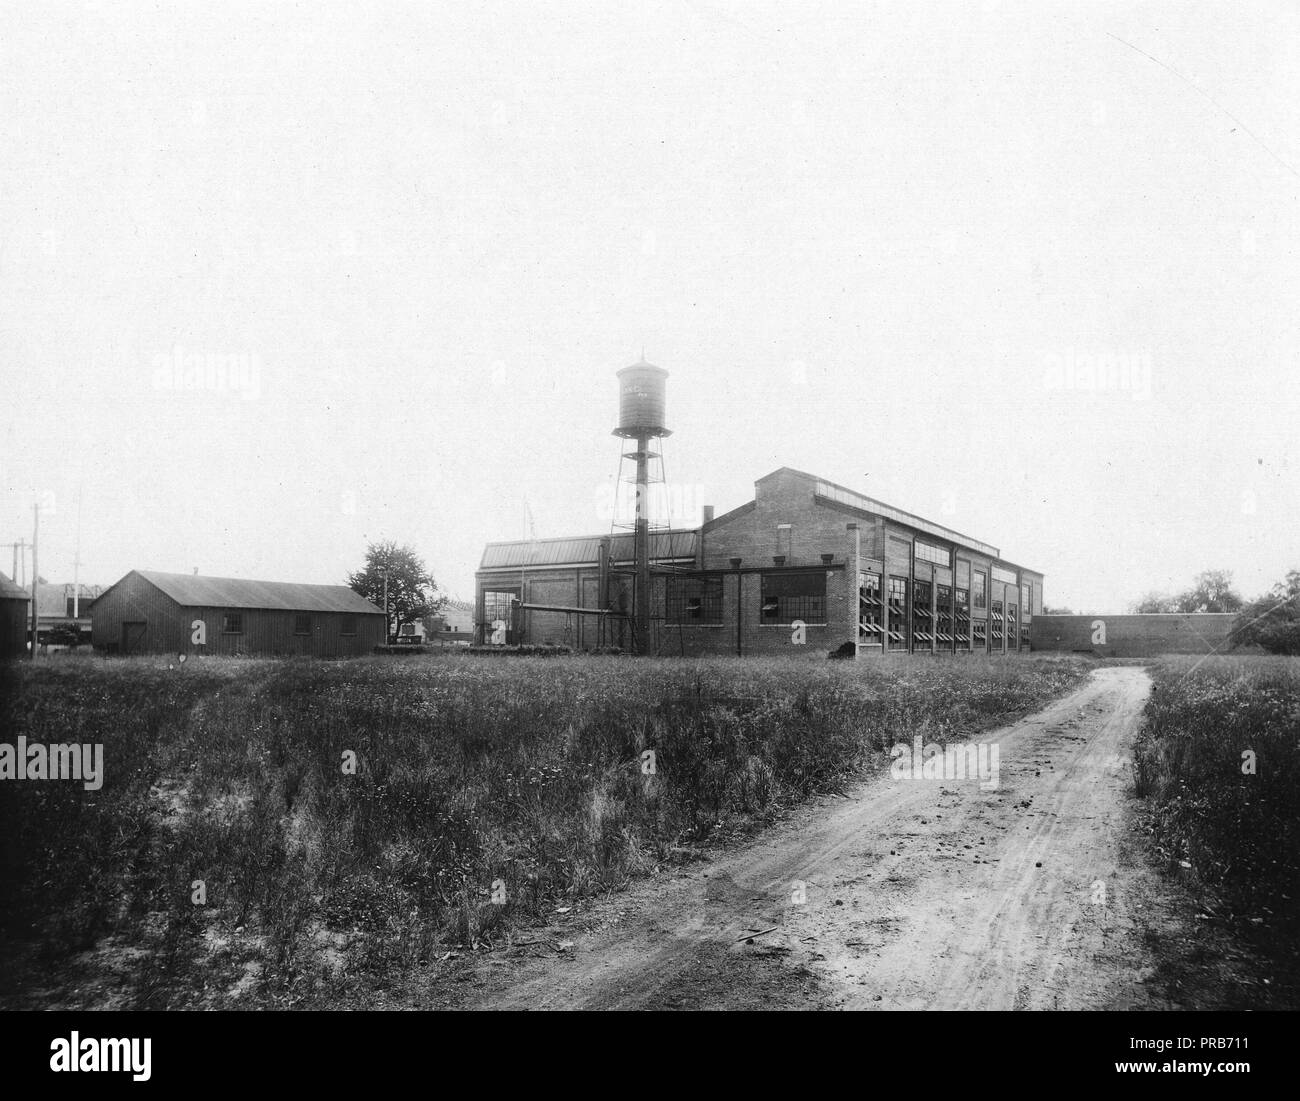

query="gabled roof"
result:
[0,571,29,601]
[126,570,384,614]
[480,529,698,570]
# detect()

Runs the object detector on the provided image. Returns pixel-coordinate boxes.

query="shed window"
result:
[341,616,357,636]
[761,571,826,624]
[222,612,243,634]
[294,614,312,635]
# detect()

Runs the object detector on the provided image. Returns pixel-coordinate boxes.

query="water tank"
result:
[613,360,671,438]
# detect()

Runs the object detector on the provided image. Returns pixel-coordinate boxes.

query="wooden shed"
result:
[0,571,30,660]
[91,570,385,657]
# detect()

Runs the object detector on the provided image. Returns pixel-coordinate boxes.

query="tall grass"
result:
[0,652,1086,1008]
[1132,655,1300,996]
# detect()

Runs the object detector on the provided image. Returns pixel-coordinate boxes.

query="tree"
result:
[348,541,442,641]
[1131,570,1244,614]
[1042,605,1074,615]
[1174,569,1243,614]
[1132,591,1177,614]
[1230,570,1300,655]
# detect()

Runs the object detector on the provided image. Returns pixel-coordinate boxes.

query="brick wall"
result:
[1030,613,1236,656]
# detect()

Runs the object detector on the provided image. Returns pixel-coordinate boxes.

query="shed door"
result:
[122,621,147,654]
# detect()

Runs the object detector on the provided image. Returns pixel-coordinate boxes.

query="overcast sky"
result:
[1,1,1296,613]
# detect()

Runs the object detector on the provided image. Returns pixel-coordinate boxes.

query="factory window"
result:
[1021,583,1032,615]
[859,571,883,640]
[992,565,1017,586]
[887,576,909,650]
[340,616,357,636]
[221,612,243,634]
[935,584,954,651]
[859,571,882,604]
[973,572,987,610]
[911,579,933,648]
[973,620,988,649]
[761,571,826,624]
[914,539,950,568]
[484,590,519,626]
[294,614,311,635]
[991,599,1004,622]
[666,575,723,625]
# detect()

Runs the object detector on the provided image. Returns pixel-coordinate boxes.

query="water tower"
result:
[612,359,671,654]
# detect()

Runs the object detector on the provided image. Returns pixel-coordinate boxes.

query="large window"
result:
[887,576,908,650]
[666,575,723,625]
[911,579,933,649]
[935,584,954,652]
[761,571,826,624]
[221,612,243,634]
[859,572,883,642]
[973,571,987,610]
[990,600,1004,648]
[955,587,971,652]
[914,539,950,568]
[1007,604,1019,649]
[1021,583,1032,615]
[484,590,518,625]
[973,619,988,649]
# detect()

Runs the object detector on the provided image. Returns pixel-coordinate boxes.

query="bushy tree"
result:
[1132,591,1177,614]
[1174,569,1243,614]
[348,541,442,640]
[1230,570,1300,655]
[1131,570,1244,615]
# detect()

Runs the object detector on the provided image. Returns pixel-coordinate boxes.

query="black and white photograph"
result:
[0,0,1295,1076]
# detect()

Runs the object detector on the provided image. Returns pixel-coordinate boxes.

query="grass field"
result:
[1133,655,1300,1002]
[0,652,1086,1009]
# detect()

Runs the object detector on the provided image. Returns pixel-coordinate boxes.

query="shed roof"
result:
[0,571,29,601]
[133,571,384,614]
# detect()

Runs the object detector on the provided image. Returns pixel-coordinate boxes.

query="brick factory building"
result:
[475,467,1044,658]
[91,570,385,657]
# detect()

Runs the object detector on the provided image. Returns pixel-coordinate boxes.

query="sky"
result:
[1,0,1296,613]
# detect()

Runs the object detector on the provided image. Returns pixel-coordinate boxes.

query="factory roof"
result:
[480,529,698,570]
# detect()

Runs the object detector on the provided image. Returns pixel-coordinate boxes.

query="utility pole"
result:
[382,568,389,642]
[30,504,39,659]
[73,484,83,618]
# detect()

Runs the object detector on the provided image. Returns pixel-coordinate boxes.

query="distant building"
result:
[426,598,474,639]
[0,571,29,659]
[36,580,104,642]
[91,570,384,657]
[475,467,1044,656]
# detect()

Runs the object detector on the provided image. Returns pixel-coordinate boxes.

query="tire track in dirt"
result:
[451,667,1175,1010]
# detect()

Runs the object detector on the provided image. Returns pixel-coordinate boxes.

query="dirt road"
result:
[448,666,1198,1010]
